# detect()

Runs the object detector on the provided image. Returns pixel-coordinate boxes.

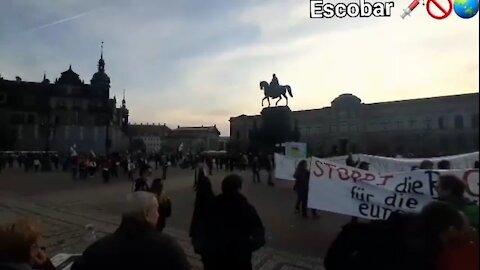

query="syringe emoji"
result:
[400,0,420,19]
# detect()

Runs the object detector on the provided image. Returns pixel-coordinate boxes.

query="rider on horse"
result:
[270,74,279,88]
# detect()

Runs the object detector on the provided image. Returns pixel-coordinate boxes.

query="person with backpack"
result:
[435,174,479,231]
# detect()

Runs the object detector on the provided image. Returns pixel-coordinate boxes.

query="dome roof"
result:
[57,65,82,85]
[91,47,110,88]
[331,93,361,108]
[91,71,110,88]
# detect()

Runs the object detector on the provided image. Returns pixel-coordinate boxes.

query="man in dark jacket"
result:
[204,174,265,270]
[71,191,190,270]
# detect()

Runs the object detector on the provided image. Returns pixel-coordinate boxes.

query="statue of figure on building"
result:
[260,73,293,107]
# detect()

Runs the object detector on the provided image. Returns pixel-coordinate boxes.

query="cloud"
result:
[0,0,478,137]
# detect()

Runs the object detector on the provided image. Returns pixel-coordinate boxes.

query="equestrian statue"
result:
[260,74,293,107]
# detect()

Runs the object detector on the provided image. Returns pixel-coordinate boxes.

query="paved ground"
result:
[0,165,350,269]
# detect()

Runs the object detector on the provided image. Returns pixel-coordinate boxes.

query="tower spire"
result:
[122,89,126,108]
[98,41,105,72]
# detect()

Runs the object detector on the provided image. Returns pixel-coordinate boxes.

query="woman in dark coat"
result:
[294,160,317,218]
[189,170,215,267]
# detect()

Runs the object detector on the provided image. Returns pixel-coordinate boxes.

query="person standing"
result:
[252,156,261,183]
[162,155,169,180]
[150,179,172,232]
[294,160,317,218]
[194,159,207,189]
[71,192,190,270]
[190,171,215,267]
[101,159,110,184]
[263,154,274,186]
[206,157,214,176]
[134,165,152,192]
[33,157,41,173]
[127,159,135,181]
[204,174,265,270]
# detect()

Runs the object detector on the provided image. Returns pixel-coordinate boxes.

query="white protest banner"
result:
[274,153,310,181]
[324,152,479,173]
[308,157,479,220]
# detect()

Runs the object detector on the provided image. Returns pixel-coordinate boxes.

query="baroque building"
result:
[0,46,129,154]
[127,123,221,154]
[229,93,479,157]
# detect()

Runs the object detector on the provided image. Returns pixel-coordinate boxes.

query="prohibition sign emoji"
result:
[426,0,453,19]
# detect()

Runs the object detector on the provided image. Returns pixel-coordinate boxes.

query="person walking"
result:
[294,160,318,218]
[203,174,265,270]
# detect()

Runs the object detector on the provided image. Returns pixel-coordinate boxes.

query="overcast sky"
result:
[0,0,478,135]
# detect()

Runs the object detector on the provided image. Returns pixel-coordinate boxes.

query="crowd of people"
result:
[1,149,478,270]
[0,173,265,270]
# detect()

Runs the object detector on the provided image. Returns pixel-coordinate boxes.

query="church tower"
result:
[120,89,129,131]
[90,42,111,98]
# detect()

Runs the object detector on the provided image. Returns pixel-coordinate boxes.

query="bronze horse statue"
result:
[260,81,293,107]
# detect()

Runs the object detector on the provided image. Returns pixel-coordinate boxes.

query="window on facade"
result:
[0,92,6,104]
[56,99,66,109]
[410,119,416,129]
[454,115,464,129]
[382,122,388,131]
[438,117,445,130]
[395,121,401,130]
[426,118,432,130]
[471,114,479,129]
[27,114,35,124]
[10,113,24,124]
[23,95,35,106]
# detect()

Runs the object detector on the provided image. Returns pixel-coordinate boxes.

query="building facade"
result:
[127,124,221,154]
[229,93,479,157]
[0,50,130,155]
[167,125,221,154]
[128,123,171,154]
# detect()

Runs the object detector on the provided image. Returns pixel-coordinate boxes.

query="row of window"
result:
[17,126,102,141]
[142,137,162,142]
[9,112,111,126]
[298,114,479,136]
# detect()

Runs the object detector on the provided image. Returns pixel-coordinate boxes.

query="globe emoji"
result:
[454,0,479,18]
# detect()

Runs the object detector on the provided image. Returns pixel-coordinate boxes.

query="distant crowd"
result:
[0,150,478,270]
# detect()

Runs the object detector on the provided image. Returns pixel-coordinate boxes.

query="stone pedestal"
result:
[260,106,293,146]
